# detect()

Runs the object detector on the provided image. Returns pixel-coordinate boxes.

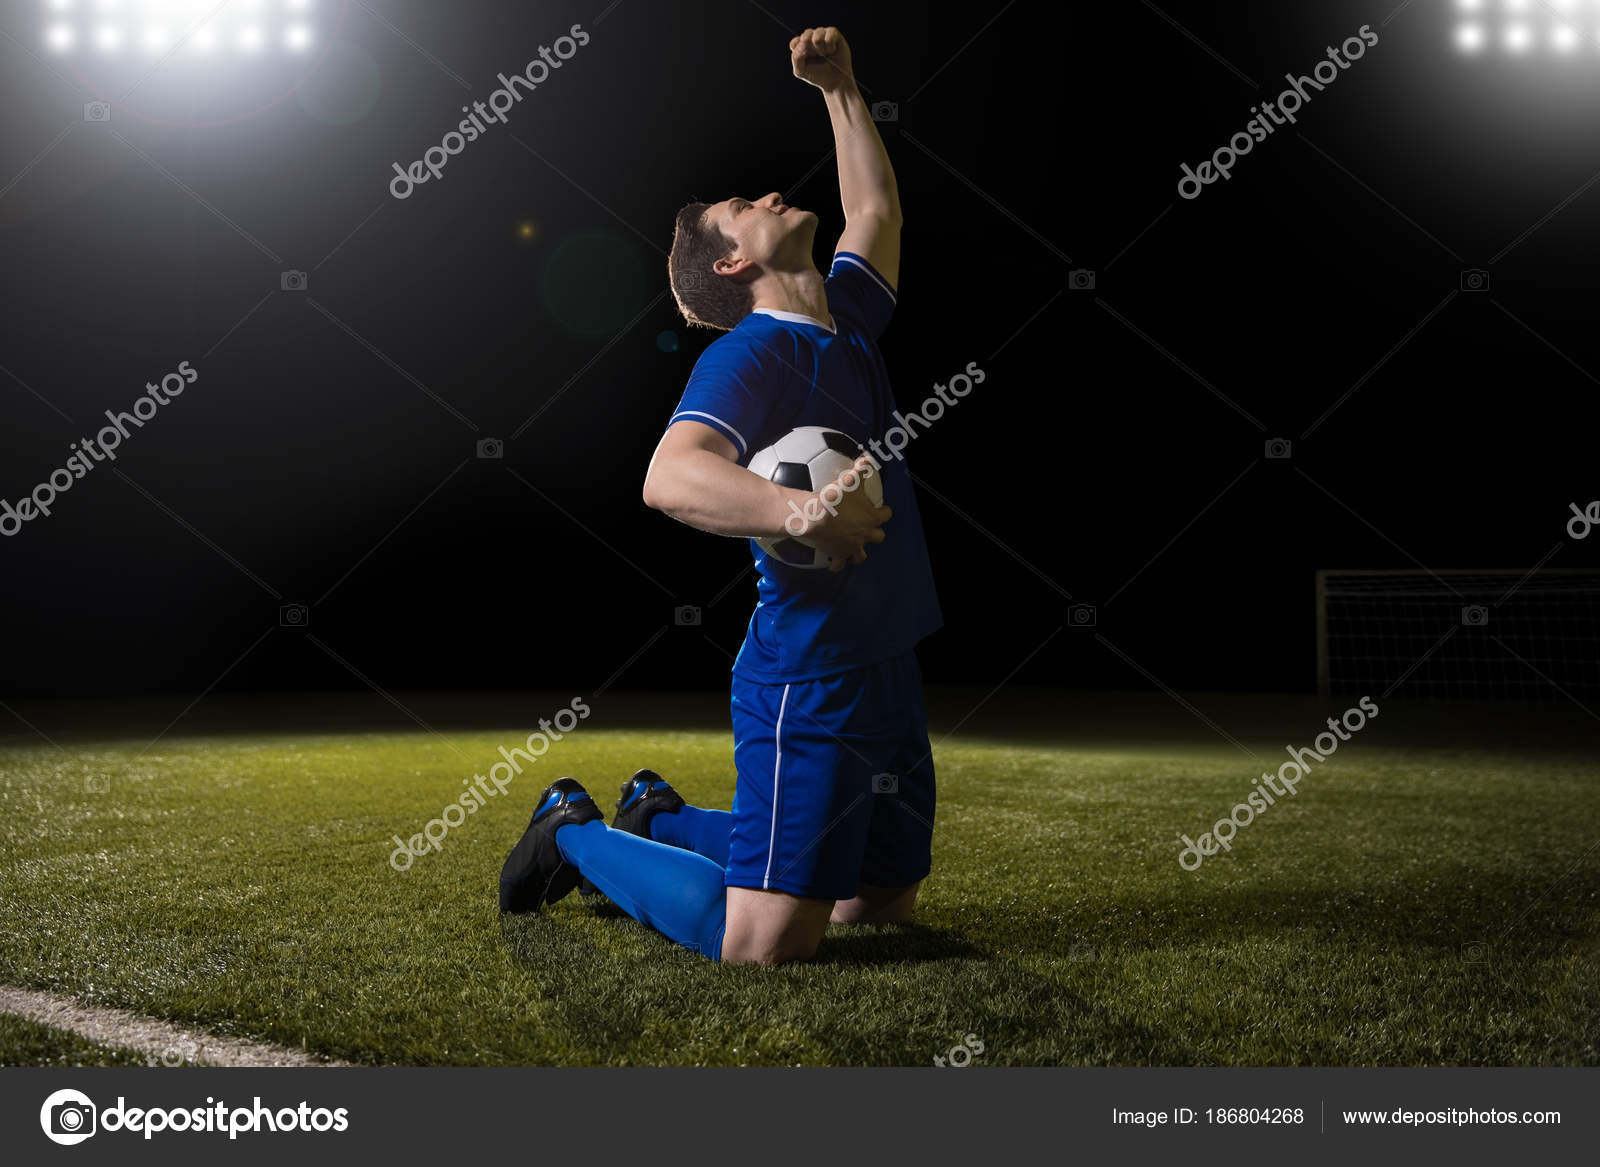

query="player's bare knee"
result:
[831,902,913,926]
[722,887,830,965]
[832,882,919,925]
[722,928,822,966]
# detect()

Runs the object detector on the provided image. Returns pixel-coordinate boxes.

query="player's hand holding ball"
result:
[790,27,853,92]
[807,455,892,572]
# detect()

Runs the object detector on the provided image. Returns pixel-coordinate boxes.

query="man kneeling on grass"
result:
[499,26,941,965]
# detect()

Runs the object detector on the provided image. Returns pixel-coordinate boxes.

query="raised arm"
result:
[790,27,902,289]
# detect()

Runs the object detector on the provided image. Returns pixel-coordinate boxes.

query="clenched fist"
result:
[790,26,854,92]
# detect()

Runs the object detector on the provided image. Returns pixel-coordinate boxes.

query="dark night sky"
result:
[2,0,1597,702]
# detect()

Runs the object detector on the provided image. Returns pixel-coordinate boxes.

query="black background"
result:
[2,0,1597,702]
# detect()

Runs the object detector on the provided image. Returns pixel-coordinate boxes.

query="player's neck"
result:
[752,268,828,324]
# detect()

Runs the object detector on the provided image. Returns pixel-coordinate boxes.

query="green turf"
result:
[0,728,1596,1065]
[0,1013,149,1067]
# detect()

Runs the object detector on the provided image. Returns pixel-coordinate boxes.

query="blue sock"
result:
[556,820,726,961]
[648,804,732,868]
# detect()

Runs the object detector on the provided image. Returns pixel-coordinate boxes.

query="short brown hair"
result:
[668,202,755,332]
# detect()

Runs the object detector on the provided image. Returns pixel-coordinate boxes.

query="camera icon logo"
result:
[40,1089,97,1145]
[1462,605,1489,627]
[871,772,899,794]
[1460,268,1490,293]
[1265,438,1292,460]
[1069,603,1097,628]
[476,438,504,460]
[1067,269,1096,292]
[674,605,702,627]
[83,102,111,122]
[870,100,898,123]
[279,603,310,628]
[280,269,308,292]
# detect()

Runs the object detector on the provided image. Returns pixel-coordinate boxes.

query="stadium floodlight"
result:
[1453,0,1600,56]
[39,0,320,57]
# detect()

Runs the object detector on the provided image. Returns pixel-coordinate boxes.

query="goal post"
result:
[1315,568,1600,703]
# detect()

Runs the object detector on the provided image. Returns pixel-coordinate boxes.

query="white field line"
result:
[0,984,347,1067]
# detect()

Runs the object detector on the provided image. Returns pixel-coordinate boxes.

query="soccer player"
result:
[500,27,941,965]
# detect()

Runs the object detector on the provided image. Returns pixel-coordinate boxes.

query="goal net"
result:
[1316,569,1600,703]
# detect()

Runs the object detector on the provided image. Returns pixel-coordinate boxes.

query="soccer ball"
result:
[746,426,883,569]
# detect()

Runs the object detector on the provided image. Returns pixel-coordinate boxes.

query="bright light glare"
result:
[1552,24,1580,52]
[39,1,321,56]
[1456,24,1487,53]
[1505,23,1533,52]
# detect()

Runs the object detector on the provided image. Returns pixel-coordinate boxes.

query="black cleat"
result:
[499,778,602,913]
[576,769,686,900]
[612,768,686,839]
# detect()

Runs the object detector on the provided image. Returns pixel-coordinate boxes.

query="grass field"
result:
[1,705,1597,1066]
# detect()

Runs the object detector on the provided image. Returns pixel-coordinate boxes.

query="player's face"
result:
[713,192,816,270]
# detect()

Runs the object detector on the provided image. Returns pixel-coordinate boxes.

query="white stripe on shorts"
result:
[762,683,791,889]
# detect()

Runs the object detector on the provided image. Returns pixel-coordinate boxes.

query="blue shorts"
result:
[726,652,936,901]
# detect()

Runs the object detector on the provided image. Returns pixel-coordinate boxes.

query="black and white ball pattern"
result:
[746,426,884,569]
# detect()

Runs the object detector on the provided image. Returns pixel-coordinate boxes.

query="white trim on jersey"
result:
[762,683,792,890]
[669,410,748,458]
[831,252,898,304]
[751,306,836,334]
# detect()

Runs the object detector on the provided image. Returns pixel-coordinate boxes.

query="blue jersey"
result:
[666,250,942,683]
